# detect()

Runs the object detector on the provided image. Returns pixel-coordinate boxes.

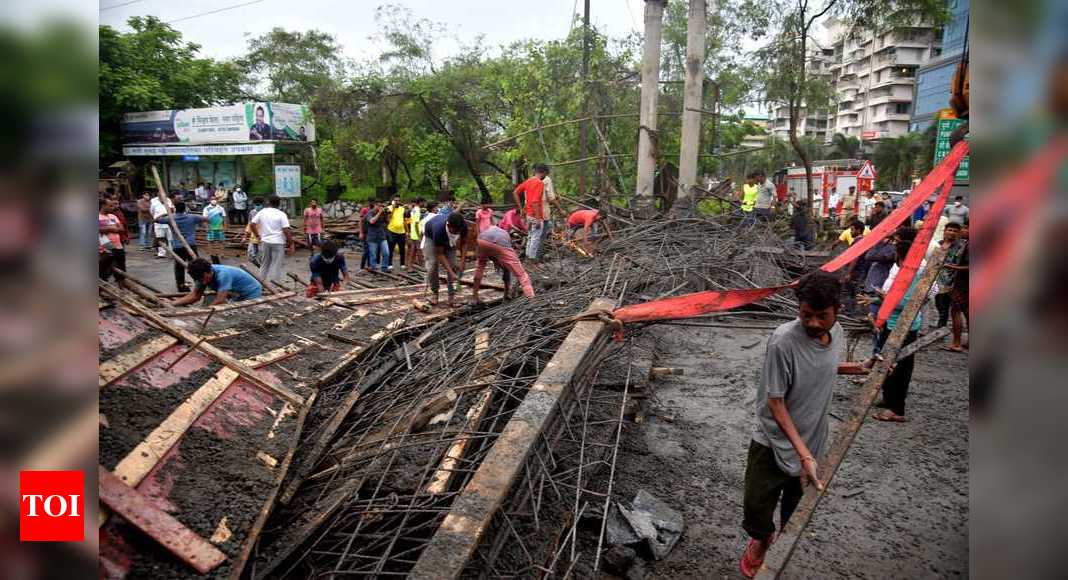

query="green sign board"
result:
[934,118,969,183]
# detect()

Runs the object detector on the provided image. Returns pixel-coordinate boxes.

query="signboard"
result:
[274,165,302,198]
[857,160,876,179]
[934,118,969,183]
[122,143,275,156]
[121,102,315,145]
[861,130,878,139]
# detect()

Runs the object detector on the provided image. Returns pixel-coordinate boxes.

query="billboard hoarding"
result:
[934,119,969,183]
[121,102,315,146]
[122,143,276,156]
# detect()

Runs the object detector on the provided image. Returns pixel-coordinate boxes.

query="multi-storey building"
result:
[768,19,941,144]
[910,0,970,132]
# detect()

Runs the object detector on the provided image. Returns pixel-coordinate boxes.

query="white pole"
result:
[635,0,666,212]
[675,0,707,215]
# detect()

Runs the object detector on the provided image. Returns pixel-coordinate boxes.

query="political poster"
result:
[275,164,302,198]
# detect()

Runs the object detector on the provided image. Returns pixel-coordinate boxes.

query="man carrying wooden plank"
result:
[740,272,843,578]
[171,258,262,306]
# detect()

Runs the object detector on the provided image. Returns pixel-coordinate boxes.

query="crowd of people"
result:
[99,163,612,310]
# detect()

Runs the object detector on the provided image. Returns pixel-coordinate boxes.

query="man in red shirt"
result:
[512,164,548,261]
[566,208,611,254]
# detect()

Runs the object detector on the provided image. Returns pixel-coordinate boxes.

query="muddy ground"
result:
[604,321,968,579]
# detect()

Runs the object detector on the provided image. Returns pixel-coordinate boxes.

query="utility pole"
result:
[635,0,666,213]
[579,0,591,197]
[675,0,707,216]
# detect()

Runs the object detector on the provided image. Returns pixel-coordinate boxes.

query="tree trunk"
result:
[675,0,707,216]
[635,0,666,212]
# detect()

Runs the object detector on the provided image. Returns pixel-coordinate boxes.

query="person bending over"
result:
[171,258,263,306]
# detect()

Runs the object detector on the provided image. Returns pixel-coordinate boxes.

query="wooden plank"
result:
[99,335,178,388]
[109,343,305,492]
[98,466,227,575]
[756,248,947,579]
[408,298,616,579]
[158,291,297,317]
[100,280,304,406]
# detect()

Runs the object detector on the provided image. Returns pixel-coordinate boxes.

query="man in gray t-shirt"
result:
[944,196,969,225]
[740,271,847,578]
[753,170,777,222]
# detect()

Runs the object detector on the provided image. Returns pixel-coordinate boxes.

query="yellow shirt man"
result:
[741,183,759,213]
[387,203,406,235]
[838,225,871,246]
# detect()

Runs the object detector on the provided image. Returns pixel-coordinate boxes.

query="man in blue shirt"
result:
[155,201,208,292]
[171,259,262,306]
[421,212,473,307]
[307,240,349,298]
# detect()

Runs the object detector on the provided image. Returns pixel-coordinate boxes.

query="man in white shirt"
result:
[230,186,248,225]
[539,165,565,249]
[149,190,175,258]
[827,188,840,223]
[249,196,294,283]
[859,191,875,221]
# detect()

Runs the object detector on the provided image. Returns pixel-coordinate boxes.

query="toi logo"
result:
[19,470,84,542]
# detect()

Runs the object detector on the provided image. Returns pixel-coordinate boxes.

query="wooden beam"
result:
[100,280,304,406]
[408,297,616,579]
[897,326,951,360]
[98,466,227,575]
[756,248,947,579]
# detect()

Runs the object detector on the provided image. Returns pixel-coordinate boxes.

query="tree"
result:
[829,132,861,158]
[99,17,244,160]
[873,133,922,190]
[239,28,346,102]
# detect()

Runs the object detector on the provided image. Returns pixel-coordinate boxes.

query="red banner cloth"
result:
[874,171,954,328]
[611,140,970,324]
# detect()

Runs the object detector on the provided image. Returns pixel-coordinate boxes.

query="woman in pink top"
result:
[475,203,494,232]
[304,199,324,248]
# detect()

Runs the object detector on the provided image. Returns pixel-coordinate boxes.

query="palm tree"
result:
[874,134,923,190]
[829,133,861,159]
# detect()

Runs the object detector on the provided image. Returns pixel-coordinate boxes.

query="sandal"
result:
[872,410,908,422]
[941,345,964,353]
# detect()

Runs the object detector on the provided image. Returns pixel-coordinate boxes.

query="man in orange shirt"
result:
[512,164,548,261]
[566,208,611,254]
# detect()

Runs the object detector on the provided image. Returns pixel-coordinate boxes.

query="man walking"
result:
[249,196,293,284]
[303,198,324,248]
[739,272,844,578]
[513,164,549,261]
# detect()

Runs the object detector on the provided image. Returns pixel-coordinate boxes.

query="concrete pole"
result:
[635,0,666,212]
[675,0,707,215]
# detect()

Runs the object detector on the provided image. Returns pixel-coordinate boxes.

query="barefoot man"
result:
[740,271,844,577]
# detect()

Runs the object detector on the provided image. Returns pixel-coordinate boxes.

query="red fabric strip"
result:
[874,172,954,328]
[613,286,789,323]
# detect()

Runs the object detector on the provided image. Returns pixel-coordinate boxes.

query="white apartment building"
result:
[769,20,941,143]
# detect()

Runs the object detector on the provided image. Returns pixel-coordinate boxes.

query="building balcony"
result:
[870,112,912,123]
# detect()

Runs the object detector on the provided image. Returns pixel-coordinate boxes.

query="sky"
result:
[98,0,650,62]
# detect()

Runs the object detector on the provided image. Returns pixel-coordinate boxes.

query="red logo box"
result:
[19,470,85,542]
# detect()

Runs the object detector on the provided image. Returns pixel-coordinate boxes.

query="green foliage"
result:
[829,133,861,159]
[239,28,345,102]
[873,133,923,190]
[99,16,244,160]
